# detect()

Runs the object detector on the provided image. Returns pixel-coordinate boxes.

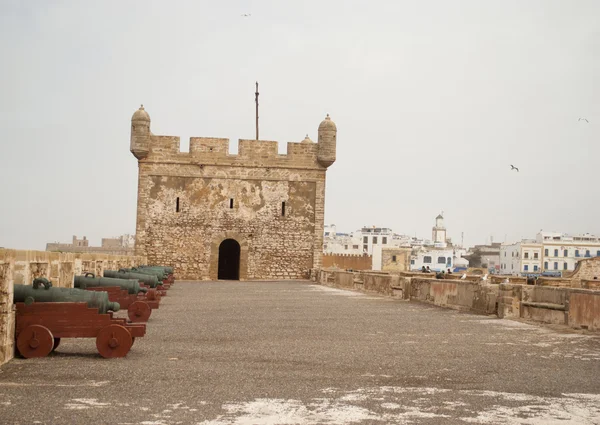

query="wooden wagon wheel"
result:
[127,301,151,322]
[17,325,54,358]
[52,338,61,352]
[96,324,132,358]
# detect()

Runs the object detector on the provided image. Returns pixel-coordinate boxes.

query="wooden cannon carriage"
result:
[15,302,146,359]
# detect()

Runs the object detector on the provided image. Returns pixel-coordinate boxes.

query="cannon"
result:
[14,281,145,359]
[104,270,159,288]
[74,273,147,295]
[125,267,168,281]
[138,266,175,284]
[74,273,158,322]
[14,283,120,314]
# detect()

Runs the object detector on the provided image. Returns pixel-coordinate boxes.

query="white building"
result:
[499,231,600,276]
[537,231,600,274]
[323,225,411,256]
[410,247,455,272]
[500,241,542,275]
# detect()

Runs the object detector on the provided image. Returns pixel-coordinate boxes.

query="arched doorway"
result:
[218,239,241,280]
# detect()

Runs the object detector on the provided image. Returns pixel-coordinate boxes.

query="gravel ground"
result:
[0,280,599,424]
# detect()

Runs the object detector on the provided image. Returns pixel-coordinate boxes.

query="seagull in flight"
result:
[578,118,589,123]
[510,164,519,172]
[241,13,251,17]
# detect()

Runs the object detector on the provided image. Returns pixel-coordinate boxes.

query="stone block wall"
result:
[316,269,600,330]
[0,249,146,367]
[321,254,372,271]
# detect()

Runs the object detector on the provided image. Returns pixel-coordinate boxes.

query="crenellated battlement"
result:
[130,105,336,170]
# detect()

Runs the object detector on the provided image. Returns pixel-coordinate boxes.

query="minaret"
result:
[317,114,337,167]
[130,105,151,160]
[432,213,447,244]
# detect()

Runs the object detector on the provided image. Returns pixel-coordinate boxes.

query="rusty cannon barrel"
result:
[74,273,147,295]
[14,283,120,314]
[103,270,159,288]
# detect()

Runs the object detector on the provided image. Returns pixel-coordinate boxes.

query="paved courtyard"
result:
[1,281,599,424]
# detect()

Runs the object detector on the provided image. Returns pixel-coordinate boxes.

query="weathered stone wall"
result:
[0,250,15,366]
[316,269,600,331]
[381,247,411,272]
[498,282,600,331]
[316,269,498,315]
[0,249,146,367]
[321,254,372,270]
[569,256,600,282]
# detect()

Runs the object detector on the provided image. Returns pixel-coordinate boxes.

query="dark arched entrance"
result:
[218,239,241,280]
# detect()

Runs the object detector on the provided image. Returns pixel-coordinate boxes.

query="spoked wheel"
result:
[17,325,54,358]
[127,301,151,322]
[52,338,61,352]
[96,324,132,358]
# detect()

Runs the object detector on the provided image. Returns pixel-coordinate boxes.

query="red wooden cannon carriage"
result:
[83,287,159,322]
[15,302,146,359]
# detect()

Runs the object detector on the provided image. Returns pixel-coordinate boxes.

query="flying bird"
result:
[241,13,251,17]
[482,274,488,281]
[578,118,589,123]
[510,165,519,172]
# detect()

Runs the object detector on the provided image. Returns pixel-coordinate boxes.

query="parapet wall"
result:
[148,136,322,170]
[316,269,499,315]
[315,269,600,331]
[321,254,372,271]
[0,249,146,367]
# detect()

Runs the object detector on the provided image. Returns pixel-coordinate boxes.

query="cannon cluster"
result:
[13,266,175,359]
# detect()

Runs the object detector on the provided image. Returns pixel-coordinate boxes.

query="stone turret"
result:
[130,105,151,160]
[317,114,337,168]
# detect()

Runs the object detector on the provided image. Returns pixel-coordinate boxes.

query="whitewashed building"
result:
[499,231,600,276]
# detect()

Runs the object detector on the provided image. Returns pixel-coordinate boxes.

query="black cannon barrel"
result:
[104,270,159,288]
[14,284,120,314]
[74,274,147,294]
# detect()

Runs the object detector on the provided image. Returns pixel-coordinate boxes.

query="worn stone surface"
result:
[130,106,337,280]
[381,247,411,272]
[0,281,599,424]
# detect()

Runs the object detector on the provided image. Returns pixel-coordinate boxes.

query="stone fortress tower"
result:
[130,105,337,280]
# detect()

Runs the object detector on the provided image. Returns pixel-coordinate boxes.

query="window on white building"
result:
[544,261,549,269]
[563,262,568,270]
[524,252,529,259]
[534,253,539,259]
[534,265,538,271]
[424,256,432,264]
[554,249,558,257]
[352,245,359,249]
[564,250,568,257]
[373,237,378,244]
[363,236,368,243]
[382,237,387,244]
[437,257,445,264]
[524,265,529,271]
[554,262,558,270]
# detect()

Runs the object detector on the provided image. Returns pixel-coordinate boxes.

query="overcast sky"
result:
[1,0,598,250]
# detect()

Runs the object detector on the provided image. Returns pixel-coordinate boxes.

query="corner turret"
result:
[130,105,151,160]
[317,114,337,167]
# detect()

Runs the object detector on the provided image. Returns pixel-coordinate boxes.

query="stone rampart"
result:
[0,249,146,367]
[316,269,600,331]
[316,269,498,315]
[321,254,372,271]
